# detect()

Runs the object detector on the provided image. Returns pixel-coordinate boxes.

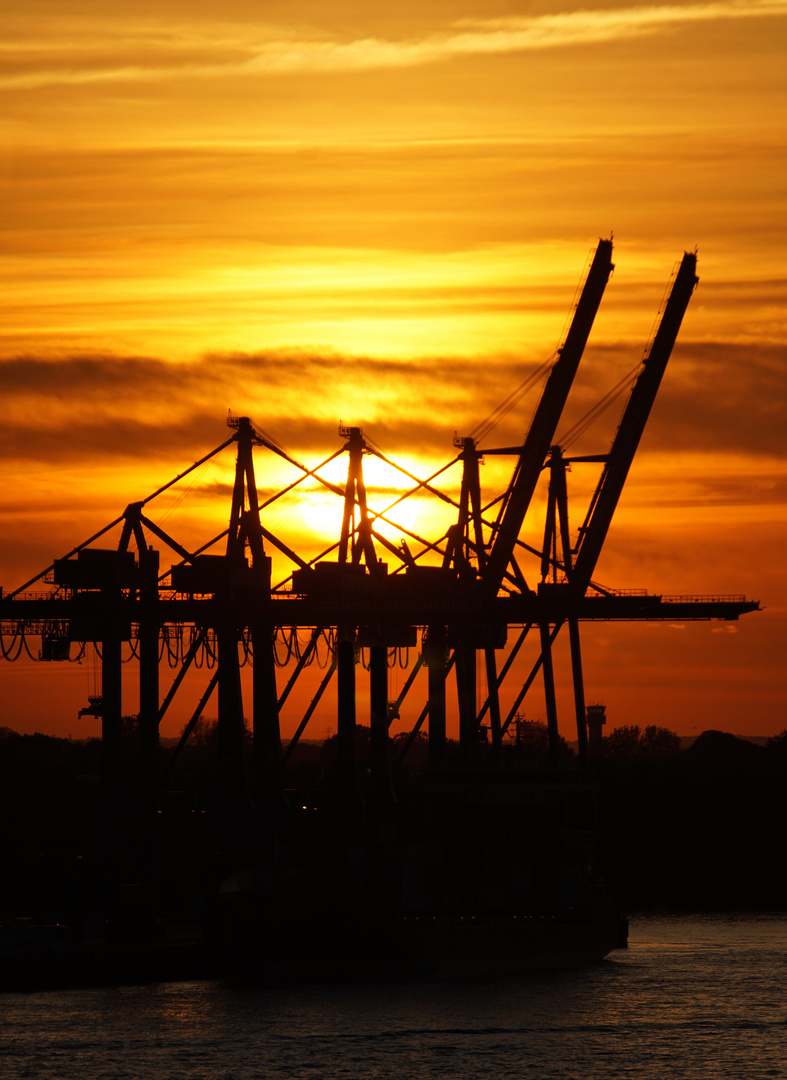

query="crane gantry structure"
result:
[0,241,759,846]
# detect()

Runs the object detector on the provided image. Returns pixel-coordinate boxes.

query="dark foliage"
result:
[1,724,785,919]
[597,730,787,911]
[603,724,681,763]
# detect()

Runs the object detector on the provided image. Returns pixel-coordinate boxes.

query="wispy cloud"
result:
[4,1,786,89]
[0,350,531,467]
[2,340,786,469]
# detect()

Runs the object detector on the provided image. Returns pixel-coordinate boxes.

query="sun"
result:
[299,491,344,550]
[297,485,421,553]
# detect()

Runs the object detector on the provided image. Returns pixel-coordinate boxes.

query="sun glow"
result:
[295,450,435,554]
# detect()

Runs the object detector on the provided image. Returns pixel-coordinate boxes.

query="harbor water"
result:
[2,913,786,1079]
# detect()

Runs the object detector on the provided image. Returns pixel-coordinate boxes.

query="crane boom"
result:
[483,238,614,594]
[570,251,699,591]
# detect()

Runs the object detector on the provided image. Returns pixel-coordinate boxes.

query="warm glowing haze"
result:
[2,0,785,739]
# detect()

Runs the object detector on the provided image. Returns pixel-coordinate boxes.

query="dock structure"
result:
[0,242,759,974]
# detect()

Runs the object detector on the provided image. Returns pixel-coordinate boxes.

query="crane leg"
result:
[568,616,589,763]
[336,637,362,805]
[455,645,477,762]
[101,625,123,930]
[484,647,503,757]
[539,622,561,763]
[137,603,159,906]
[369,645,394,803]
[253,623,286,844]
[425,632,446,766]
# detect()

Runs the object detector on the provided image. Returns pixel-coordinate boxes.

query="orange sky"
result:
[2,0,786,740]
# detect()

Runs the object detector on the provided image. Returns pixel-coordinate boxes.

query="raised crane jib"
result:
[483,238,615,594]
[570,251,699,592]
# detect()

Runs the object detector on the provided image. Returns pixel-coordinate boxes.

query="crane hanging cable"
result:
[468,355,556,445]
[556,363,641,452]
[557,259,684,452]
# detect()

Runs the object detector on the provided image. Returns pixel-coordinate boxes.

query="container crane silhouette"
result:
[0,242,759,911]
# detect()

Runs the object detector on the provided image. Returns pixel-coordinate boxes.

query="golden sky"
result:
[2,0,786,739]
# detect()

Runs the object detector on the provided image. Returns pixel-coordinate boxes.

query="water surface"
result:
[2,913,785,1079]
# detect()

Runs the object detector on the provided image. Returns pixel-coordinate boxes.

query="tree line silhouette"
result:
[1,721,785,919]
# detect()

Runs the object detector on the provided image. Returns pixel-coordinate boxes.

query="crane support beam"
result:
[281,654,338,766]
[570,252,699,591]
[484,239,614,594]
[0,590,759,634]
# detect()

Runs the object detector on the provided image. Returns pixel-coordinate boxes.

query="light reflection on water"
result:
[2,913,786,1079]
